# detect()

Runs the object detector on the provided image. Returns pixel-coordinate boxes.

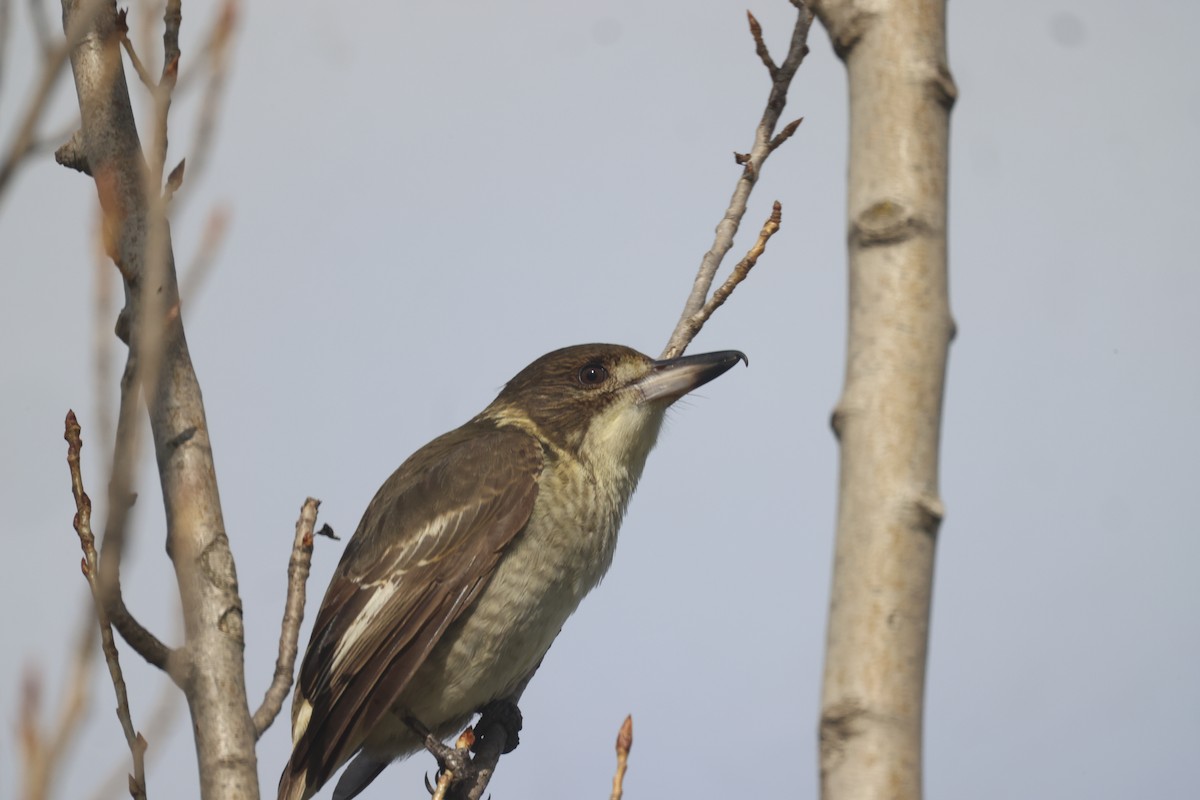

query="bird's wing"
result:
[279,426,543,800]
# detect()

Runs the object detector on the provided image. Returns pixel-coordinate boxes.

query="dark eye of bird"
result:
[577,363,608,387]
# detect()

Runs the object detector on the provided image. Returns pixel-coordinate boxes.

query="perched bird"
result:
[279,343,745,800]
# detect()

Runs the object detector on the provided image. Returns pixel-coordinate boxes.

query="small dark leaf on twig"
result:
[316,523,340,541]
[733,152,750,165]
[116,8,129,33]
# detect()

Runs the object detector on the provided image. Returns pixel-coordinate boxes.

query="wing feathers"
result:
[279,426,542,800]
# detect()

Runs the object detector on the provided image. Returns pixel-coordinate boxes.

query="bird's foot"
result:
[405,716,473,780]
[474,699,523,756]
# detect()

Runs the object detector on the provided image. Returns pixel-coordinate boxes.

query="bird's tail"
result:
[277,759,315,800]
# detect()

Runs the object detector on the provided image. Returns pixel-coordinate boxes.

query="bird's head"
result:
[482,343,747,478]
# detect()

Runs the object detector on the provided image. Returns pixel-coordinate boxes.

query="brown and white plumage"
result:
[278,344,745,800]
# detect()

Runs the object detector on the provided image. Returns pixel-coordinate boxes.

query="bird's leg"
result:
[404,715,474,779]
[473,699,523,755]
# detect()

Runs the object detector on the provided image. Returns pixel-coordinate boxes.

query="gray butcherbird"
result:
[279,343,746,800]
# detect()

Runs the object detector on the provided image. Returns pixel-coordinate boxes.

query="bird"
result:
[278,343,746,800]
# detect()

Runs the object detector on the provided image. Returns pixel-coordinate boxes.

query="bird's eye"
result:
[577,363,609,387]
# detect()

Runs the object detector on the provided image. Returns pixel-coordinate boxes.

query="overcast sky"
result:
[2,1,1198,798]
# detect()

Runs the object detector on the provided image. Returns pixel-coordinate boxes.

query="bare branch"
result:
[173,0,236,209]
[179,206,230,303]
[661,2,813,360]
[0,0,105,200]
[746,11,777,76]
[662,201,783,359]
[118,29,156,91]
[64,411,149,800]
[253,497,320,738]
[610,715,632,800]
[148,0,180,189]
[18,618,96,800]
[98,352,176,676]
[90,670,183,800]
[60,1,259,795]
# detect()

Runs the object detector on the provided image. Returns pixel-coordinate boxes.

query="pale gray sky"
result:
[2,1,1197,798]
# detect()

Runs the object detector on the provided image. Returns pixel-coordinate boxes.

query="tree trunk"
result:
[809,1,956,798]
[60,2,260,797]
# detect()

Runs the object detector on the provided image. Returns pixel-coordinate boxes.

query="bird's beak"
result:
[635,350,748,405]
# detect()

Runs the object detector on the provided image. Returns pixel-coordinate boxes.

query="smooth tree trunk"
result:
[809,1,956,799]
[60,2,260,797]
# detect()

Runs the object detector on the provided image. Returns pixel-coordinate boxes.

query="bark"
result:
[809,1,956,799]
[60,2,259,797]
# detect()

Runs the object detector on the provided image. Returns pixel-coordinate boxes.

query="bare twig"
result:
[64,411,149,800]
[173,0,236,208]
[97,350,176,676]
[0,0,105,200]
[747,11,777,76]
[610,715,632,800]
[89,214,117,460]
[178,205,229,303]
[118,29,156,90]
[89,668,183,800]
[18,618,96,800]
[660,2,813,360]
[253,497,321,738]
[148,0,180,189]
[667,201,782,357]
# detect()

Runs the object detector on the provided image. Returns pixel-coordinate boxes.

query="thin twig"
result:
[148,0,180,190]
[669,201,783,351]
[64,411,149,800]
[89,667,182,800]
[18,617,96,800]
[173,0,236,209]
[0,0,106,200]
[97,350,177,677]
[660,2,813,360]
[747,11,777,76]
[179,205,229,304]
[253,497,321,738]
[118,32,156,90]
[610,715,632,800]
